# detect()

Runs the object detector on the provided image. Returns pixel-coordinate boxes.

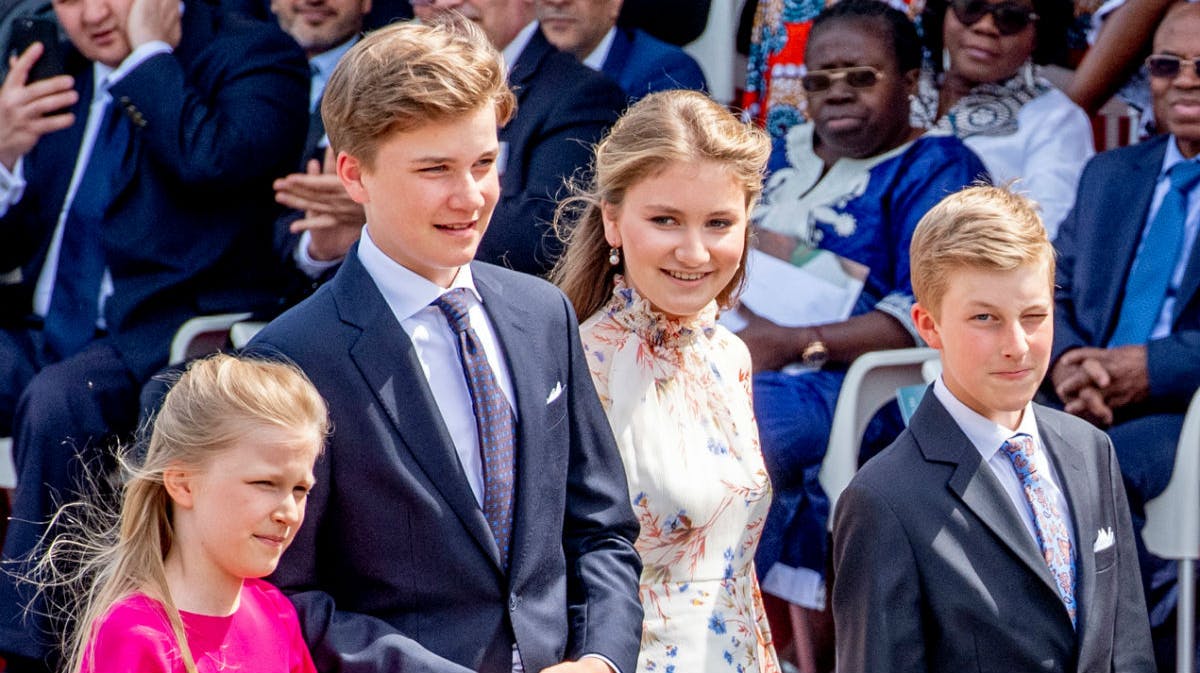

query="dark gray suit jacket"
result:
[248,250,643,673]
[832,392,1154,673]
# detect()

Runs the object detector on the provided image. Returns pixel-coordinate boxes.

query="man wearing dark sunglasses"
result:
[1051,3,1200,667]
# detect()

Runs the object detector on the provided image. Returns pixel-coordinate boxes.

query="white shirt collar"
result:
[932,376,1042,462]
[501,21,539,73]
[92,62,115,98]
[310,34,358,81]
[355,225,482,324]
[581,26,617,71]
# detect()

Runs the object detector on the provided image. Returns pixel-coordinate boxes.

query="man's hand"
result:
[0,44,76,170]
[1052,345,1150,425]
[736,307,807,373]
[275,150,365,262]
[540,657,613,673]
[125,0,182,49]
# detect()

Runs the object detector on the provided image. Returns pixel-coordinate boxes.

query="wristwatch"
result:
[801,326,829,370]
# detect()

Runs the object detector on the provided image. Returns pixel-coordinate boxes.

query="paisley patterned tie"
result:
[1002,433,1076,628]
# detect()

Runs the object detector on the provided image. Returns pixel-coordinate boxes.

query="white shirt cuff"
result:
[0,156,27,217]
[109,41,173,84]
[582,653,621,673]
[293,229,344,278]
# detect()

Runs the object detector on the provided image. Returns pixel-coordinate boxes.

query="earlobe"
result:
[163,467,196,510]
[337,152,370,205]
[601,202,622,248]
[912,302,944,350]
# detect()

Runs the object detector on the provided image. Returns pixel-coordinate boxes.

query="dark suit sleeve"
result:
[490,75,624,274]
[832,478,928,673]
[1146,330,1200,401]
[1051,162,1091,369]
[106,28,308,192]
[1104,435,1156,672]
[557,292,644,670]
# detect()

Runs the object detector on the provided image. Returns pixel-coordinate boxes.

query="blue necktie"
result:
[43,96,131,359]
[1002,433,1077,628]
[1109,160,1200,347]
[433,288,517,569]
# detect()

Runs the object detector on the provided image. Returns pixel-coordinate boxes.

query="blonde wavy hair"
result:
[550,89,771,321]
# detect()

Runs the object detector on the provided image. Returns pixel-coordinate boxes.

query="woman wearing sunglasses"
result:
[917,0,1092,236]
[736,1,986,670]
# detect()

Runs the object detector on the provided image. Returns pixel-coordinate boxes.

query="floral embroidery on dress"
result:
[581,278,780,673]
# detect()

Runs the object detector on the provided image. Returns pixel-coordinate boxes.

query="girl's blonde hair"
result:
[34,354,329,673]
[550,90,771,320]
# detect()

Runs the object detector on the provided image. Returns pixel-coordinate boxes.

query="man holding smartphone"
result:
[0,0,308,670]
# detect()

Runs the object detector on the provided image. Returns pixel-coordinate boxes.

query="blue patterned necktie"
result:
[44,94,131,359]
[1002,433,1077,628]
[433,288,517,569]
[1109,159,1200,347]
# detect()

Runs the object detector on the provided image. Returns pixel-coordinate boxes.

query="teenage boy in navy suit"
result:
[248,18,642,673]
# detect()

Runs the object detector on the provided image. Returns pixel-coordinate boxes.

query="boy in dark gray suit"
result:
[833,185,1154,673]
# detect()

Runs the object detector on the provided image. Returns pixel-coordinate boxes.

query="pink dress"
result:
[82,578,315,673]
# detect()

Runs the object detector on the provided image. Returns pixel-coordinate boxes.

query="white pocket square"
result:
[1094,526,1115,552]
[545,381,564,405]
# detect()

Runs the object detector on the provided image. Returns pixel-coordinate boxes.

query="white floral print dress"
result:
[580,278,780,673]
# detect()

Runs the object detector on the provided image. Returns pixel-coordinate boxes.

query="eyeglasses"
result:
[801,66,884,93]
[949,0,1039,36]
[1146,54,1200,79]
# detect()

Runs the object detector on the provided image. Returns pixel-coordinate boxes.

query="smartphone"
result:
[7,17,65,83]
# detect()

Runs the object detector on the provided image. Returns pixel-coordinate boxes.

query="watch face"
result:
[802,341,829,369]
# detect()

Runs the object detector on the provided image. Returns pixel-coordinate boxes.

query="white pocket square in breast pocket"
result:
[1094,526,1115,553]
[546,381,564,405]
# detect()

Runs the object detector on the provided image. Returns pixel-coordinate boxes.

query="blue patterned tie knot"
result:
[1002,433,1077,628]
[1109,159,1200,346]
[433,288,517,569]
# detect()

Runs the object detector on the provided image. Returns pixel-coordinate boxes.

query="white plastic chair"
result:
[0,436,13,490]
[819,347,942,529]
[1142,387,1200,673]
[230,320,267,349]
[168,312,252,365]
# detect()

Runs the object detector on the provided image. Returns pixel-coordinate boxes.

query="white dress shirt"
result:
[356,226,517,508]
[933,377,1077,553]
[580,26,617,71]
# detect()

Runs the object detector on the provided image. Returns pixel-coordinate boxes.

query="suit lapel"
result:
[1037,410,1098,639]
[600,28,632,81]
[472,265,541,576]
[910,394,1059,596]
[1101,137,1169,342]
[332,253,502,569]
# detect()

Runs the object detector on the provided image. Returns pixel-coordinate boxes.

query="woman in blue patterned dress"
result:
[552,90,779,673]
[734,1,988,668]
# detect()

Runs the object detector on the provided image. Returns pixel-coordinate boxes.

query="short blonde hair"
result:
[321,15,516,169]
[910,184,1055,317]
[551,90,771,320]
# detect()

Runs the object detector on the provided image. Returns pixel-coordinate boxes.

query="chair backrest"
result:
[820,347,941,529]
[168,312,253,365]
[0,436,14,489]
[1142,387,1200,561]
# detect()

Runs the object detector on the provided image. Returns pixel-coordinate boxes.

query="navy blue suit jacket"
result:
[601,26,707,102]
[1053,134,1200,409]
[249,251,643,673]
[0,0,308,380]
[478,29,625,276]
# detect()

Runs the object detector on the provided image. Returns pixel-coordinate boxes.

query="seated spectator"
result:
[0,0,308,668]
[915,0,1092,236]
[1049,2,1200,664]
[270,0,372,301]
[535,0,707,102]
[422,0,626,275]
[734,1,987,668]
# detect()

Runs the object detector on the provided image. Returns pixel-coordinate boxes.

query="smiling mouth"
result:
[665,270,707,281]
[254,533,287,546]
[435,221,476,231]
